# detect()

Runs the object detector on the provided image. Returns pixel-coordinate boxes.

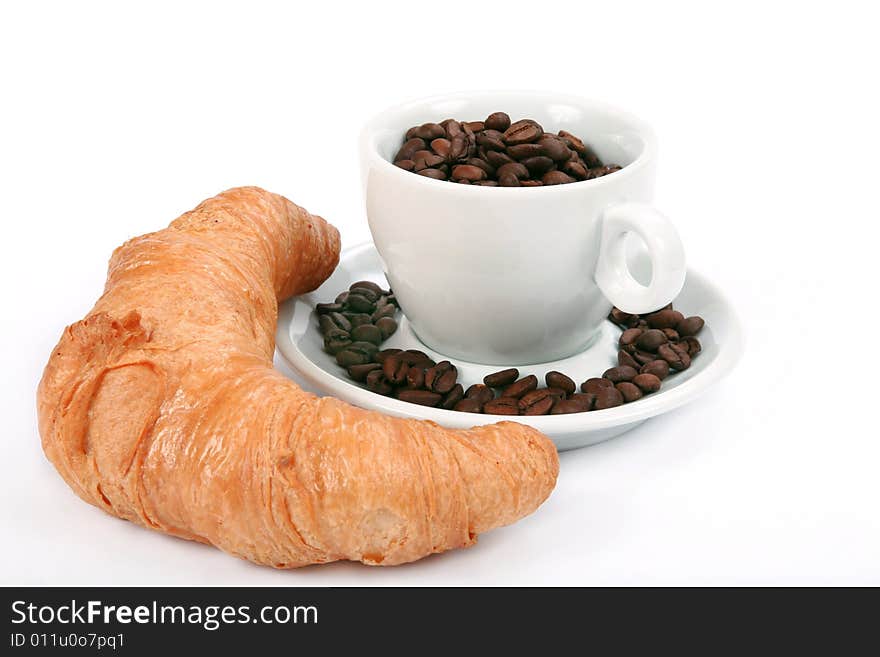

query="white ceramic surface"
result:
[359,91,686,365]
[276,243,742,451]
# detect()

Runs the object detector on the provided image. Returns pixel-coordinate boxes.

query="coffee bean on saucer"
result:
[593,386,624,410]
[662,328,680,342]
[538,135,571,162]
[440,384,465,410]
[682,336,702,356]
[371,304,396,322]
[365,369,393,395]
[603,366,638,383]
[619,328,643,347]
[336,348,371,368]
[677,316,705,337]
[518,389,555,415]
[343,312,373,328]
[349,281,385,296]
[316,302,343,315]
[375,317,398,340]
[465,384,495,406]
[374,348,402,364]
[551,399,586,414]
[501,375,538,399]
[346,294,376,314]
[348,363,382,382]
[454,398,483,413]
[640,360,670,380]
[581,377,614,394]
[498,173,521,186]
[496,162,529,180]
[545,371,576,396]
[484,398,520,415]
[405,366,425,389]
[545,387,568,401]
[351,324,383,345]
[432,367,459,395]
[397,389,442,407]
[383,355,409,385]
[632,373,662,393]
[484,368,519,388]
[637,329,668,352]
[633,350,657,366]
[618,349,640,370]
[645,309,684,329]
[569,393,596,410]
[412,123,446,140]
[609,308,639,328]
[616,382,643,403]
[657,343,691,371]
[400,350,432,365]
[485,112,511,132]
[394,159,415,171]
[334,291,350,305]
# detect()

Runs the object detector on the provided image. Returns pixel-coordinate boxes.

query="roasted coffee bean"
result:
[504,119,543,145]
[496,162,529,180]
[682,336,702,356]
[405,366,425,389]
[395,137,426,162]
[382,355,408,384]
[520,180,543,187]
[476,129,507,151]
[400,349,431,365]
[545,387,568,400]
[324,336,352,355]
[563,159,589,179]
[581,377,614,394]
[350,281,384,295]
[465,384,495,406]
[501,375,539,398]
[570,393,596,410]
[519,389,555,415]
[336,348,371,367]
[343,312,373,328]
[484,368,519,387]
[375,317,398,340]
[365,369,393,395]
[412,150,445,171]
[394,159,415,171]
[417,168,447,180]
[442,119,463,137]
[640,359,670,380]
[595,164,622,176]
[670,341,689,358]
[351,323,382,345]
[658,343,691,370]
[558,130,586,154]
[616,382,643,403]
[430,138,451,159]
[348,362,382,382]
[538,135,571,162]
[465,158,495,176]
[551,399,589,414]
[371,304,396,322]
[662,328,680,342]
[618,349,640,370]
[485,150,515,168]
[545,371,576,395]
[325,312,351,333]
[507,143,546,160]
[582,145,603,169]
[619,328,643,347]
[603,366,638,383]
[483,398,520,415]
[433,368,459,394]
[448,133,469,161]
[349,286,380,302]
[542,170,576,185]
[636,329,668,352]
[374,348,401,363]
[521,156,556,176]
[646,309,684,329]
[396,389,442,407]
[633,350,657,366]
[463,120,484,132]
[610,308,639,327]
[498,172,522,185]
[318,314,339,334]
[316,302,343,315]
[412,123,445,140]
[485,112,511,132]
[334,291,350,305]
[632,373,662,393]
[593,386,624,410]
[454,398,483,413]
[323,326,350,347]
[677,316,705,337]
[451,164,487,181]
[440,384,465,410]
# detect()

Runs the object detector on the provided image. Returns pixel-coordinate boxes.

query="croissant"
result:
[37,187,558,567]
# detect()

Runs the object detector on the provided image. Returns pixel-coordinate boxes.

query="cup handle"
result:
[595,201,686,314]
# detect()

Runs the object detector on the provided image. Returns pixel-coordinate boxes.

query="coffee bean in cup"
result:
[393,112,622,187]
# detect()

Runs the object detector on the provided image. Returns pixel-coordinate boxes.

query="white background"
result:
[2,1,878,585]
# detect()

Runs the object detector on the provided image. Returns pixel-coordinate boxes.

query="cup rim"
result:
[360,89,658,193]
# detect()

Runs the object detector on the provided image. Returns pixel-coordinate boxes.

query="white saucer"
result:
[276,243,742,451]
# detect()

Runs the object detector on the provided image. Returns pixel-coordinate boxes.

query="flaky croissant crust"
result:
[37,187,558,567]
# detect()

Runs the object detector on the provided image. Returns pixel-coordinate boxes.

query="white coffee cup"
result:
[360,91,685,365]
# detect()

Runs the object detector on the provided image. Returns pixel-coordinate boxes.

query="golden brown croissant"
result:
[37,187,558,567]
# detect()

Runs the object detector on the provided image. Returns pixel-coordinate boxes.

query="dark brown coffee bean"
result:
[374,348,401,364]
[581,377,614,394]
[382,355,408,384]
[500,375,538,398]
[609,307,639,327]
[394,159,415,171]
[344,312,372,328]
[375,317,397,340]
[334,291,350,305]
[346,294,375,314]
[454,398,483,413]
[537,135,571,162]
[557,130,586,154]
[632,373,662,393]
[348,286,379,303]
[570,393,596,410]
[396,389,442,407]
[404,366,425,389]
[551,399,589,414]
[336,348,371,368]
[433,368,459,395]
[417,168,447,180]
[323,333,352,355]
[640,360,670,380]
[448,133,469,161]
[465,384,495,406]
[465,157,495,176]
[484,368,519,387]
[646,309,683,329]
[476,129,507,151]
[496,162,529,180]
[485,150,515,168]
[520,156,555,176]
[451,164,487,181]
[371,304,395,322]
[365,369,393,395]
[412,150,445,171]
[504,119,543,145]
[440,384,465,410]
[400,349,431,365]
[542,170,576,185]
[619,328,643,347]
[582,145,603,168]
[351,323,382,345]
[616,382,643,403]
[682,336,702,356]
[412,123,445,140]
[593,386,624,410]
[348,362,382,382]
[618,349,640,370]
[316,302,343,315]
[430,138,451,159]
[483,398,520,415]
[463,121,484,133]
[636,329,668,352]
[485,112,511,132]
[498,172,520,187]
[505,143,543,160]
[350,281,384,295]
[519,389,555,415]
[670,341,689,357]
[662,328,680,342]
[658,343,691,370]
[545,371,576,395]
[595,164,622,176]
[677,316,705,337]
[562,159,589,179]
[394,137,426,162]
[603,366,638,383]
[633,350,657,366]
[442,119,462,137]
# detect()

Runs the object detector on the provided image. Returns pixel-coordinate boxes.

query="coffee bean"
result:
[382,355,408,384]
[570,393,596,410]
[593,386,624,410]
[632,373,662,393]
[562,159,589,180]
[645,309,683,329]
[501,375,539,398]
[542,171,576,185]
[344,312,373,328]
[520,180,543,187]
[636,329,668,352]
[677,316,705,337]
[616,382,643,403]
[620,328,643,347]
[507,143,546,160]
[405,366,425,389]
[551,399,589,414]
[417,168,447,180]
[496,162,529,180]
[334,291,350,305]
[346,294,376,314]
[545,371,576,395]
[412,123,445,140]
[582,145,603,169]
[348,362,382,382]
[662,328,680,342]
[521,156,556,176]
[484,368,519,387]
[316,302,343,315]
[484,398,520,415]
[538,135,572,162]
[465,384,495,406]
[336,348,371,368]
[318,314,338,334]
[350,323,382,345]
[396,389,442,407]
[400,349,432,365]
[603,366,638,383]
[610,308,639,327]
[394,137,426,162]
[454,398,483,413]
[499,173,521,187]
[463,121,484,133]
[633,350,657,366]
[476,129,507,151]
[618,349,640,370]
[485,150,515,168]
[485,112,511,132]
[375,317,398,340]
[581,377,614,394]
[433,368,459,394]
[366,369,393,395]
[448,134,469,161]
[519,389,555,415]
[326,311,351,332]
[682,336,702,356]
[451,164,487,181]
[394,159,415,171]
[670,341,689,358]
[465,158,495,176]
[430,138,451,159]
[640,360,670,380]
[371,304,395,322]
[558,130,586,154]
[504,119,543,145]
[323,331,352,355]
[374,348,401,363]
[440,384,465,410]
[658,343,691,370]
[442,119,463,138]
